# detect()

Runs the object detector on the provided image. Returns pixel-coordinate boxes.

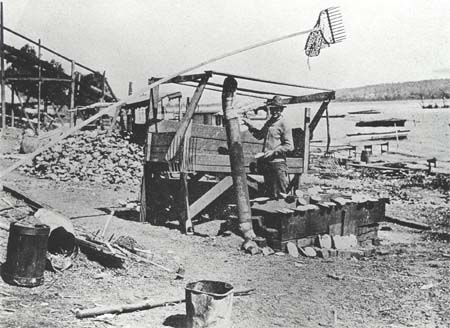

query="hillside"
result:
[336,79,450,102]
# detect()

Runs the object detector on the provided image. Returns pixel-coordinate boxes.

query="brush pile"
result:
[19,130,144,185]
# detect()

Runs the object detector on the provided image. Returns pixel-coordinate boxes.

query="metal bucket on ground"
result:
[185,280,234,328]
[2,222,50,287]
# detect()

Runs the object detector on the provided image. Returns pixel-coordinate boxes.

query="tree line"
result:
[336,79,450,102]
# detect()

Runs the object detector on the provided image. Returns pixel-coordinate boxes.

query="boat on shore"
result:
[322,114,346,118]
[348,109,380,115]
[347,129,410,141]
[355,118,406,127]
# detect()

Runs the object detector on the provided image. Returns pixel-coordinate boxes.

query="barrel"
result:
[185,280,234,328]
[2,222,50,287]
[360,150,371,163]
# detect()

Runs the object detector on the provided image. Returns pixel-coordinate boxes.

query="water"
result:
[283,99,450,164]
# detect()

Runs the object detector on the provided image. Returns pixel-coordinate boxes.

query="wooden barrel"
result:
[360,150,371,163]
[185,280,234,328]
[2,222,50,287]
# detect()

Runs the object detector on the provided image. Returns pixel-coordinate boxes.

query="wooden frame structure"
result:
[139,71,335,230]
[0,8,116,132]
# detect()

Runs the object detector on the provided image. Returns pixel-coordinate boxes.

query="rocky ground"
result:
[0,128,449,328]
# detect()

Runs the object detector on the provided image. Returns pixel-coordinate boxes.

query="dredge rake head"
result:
[305,7,346,57]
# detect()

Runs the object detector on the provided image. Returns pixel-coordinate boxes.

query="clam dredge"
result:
[136,70,336,233]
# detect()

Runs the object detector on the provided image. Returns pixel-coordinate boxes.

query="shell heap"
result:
[20,131,144,185]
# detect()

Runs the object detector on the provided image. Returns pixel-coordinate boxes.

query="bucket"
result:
[185,280,234,328]
[360,150,371,163]
[2,222,50,287]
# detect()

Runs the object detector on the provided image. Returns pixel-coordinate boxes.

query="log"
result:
[76,237,125,268]
[384,216,431,230]
[2,184,47,210]
[221,76,255,240]
[348,163,408,172]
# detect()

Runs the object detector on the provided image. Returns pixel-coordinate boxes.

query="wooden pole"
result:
[165,77,208,162]
[128,81,133,96]
[37,38,41,134]
[173,80,208,233]
[10,84,13,127]
[70,60,75,127]
[0,2,5,132]
[299,107,311,188]
[221,76,255,240]
[325,106,330,154]
[13,86,34,132]
[101,70,106,102]
[178,97,182,121]
[0,25,97,74]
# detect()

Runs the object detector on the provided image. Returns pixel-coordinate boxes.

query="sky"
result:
[3,0,450,99]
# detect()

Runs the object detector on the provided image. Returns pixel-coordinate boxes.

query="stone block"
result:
[299,246,317,258]
[337,249,365,259]
[333,234,358,250]
[286,242,299,258]
[297,236,315,248]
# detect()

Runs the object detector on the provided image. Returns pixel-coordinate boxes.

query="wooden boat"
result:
[355,118,406,127]
[347,129,410,141]
[321,114,346,118]
[348,109,380,115]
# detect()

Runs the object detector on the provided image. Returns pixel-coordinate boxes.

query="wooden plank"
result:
[2,184,48,210]
[149,153,303,173]
[2,25,97,73]
[149,120,263,144]
[6,77,72,82]
[210,71,333,93]
[286,91,335,104]
[165,76,209,161]
[151,72,212,84]
[309,100,330,135]
[189,176,233,219]
[0,102,119,178]
[384,216,431,230]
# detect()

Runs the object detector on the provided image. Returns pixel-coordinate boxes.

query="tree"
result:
[5,44,70,106]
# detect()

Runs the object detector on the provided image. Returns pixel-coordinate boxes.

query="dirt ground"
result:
[0,129,449,328]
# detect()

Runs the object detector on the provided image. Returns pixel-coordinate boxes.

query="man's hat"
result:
[267,95,286,108]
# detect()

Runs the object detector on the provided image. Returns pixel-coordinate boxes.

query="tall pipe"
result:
[221,76,255,240]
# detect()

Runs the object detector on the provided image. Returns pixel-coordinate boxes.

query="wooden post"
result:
[101,71,106,102]
[70,60,75,127]
[325,106,330,154]
[178,97,182,121]
[37,38,41,134]
[299,107,311,188]
[128,82,133,96]
[10,82,14,127]
[0,2,5,132]
[13,86,35,132]
[174,79,208,234]
[221,76,255,240]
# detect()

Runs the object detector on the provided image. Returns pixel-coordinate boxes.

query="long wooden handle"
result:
[143,28,313,100]
[75,289,255,318]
